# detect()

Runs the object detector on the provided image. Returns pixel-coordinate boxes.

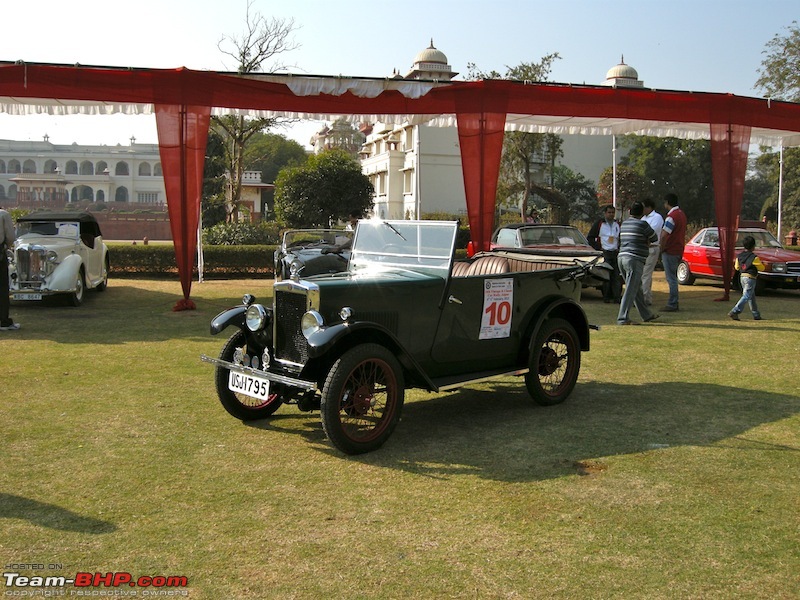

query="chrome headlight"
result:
[301,310,324,339]
[770,262,786,273]
[339,306,354,322]
[245,304,268,332]
[46,250,59,263]
[289,260,303,278]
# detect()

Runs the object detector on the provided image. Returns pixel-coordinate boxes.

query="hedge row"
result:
[109,244,277,278]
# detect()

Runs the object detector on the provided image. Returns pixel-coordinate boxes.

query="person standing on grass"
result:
[728,235,764,321]
[617,201,659,325]
[588,204,621,304]
[641,198,664,306]
[659,193,687,312]
[0,205,20,331]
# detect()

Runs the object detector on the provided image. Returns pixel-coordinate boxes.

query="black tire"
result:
[525,318,581,406]
[676,261,695,285]
[215,330,283,420]
[320,344,404,455]
[68,269,85,306]
[96,256,109,291]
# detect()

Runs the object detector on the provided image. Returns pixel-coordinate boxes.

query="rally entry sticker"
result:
[479,278,514,339]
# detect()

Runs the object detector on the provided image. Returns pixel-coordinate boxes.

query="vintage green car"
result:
[202,220,593,454]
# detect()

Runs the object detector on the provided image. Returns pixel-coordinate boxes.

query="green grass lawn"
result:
[1,277,799,599]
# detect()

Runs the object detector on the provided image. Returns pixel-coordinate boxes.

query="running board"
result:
[431,367,529,393]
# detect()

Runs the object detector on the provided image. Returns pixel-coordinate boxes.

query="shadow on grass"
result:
[0,493,116,534]
[9,283,218,344]
[253,380,799,482]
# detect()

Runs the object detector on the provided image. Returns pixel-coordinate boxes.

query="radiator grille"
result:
[274,290,309,365]
[16,247,47,286]
[786,261,800,276]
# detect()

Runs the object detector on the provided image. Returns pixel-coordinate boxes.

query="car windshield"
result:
[736,230,782,249]
[18,221,80,240]
[349,220,457,274]
[519,226,590,247]
[284,229,351,248]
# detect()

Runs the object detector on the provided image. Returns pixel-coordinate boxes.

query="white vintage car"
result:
[8,211,109,306]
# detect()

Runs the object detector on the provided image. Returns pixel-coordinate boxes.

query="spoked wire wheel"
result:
[525,318,581,406]
[321,344,404,454]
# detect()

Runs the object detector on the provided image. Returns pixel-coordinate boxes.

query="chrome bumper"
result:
[200,354,317,391]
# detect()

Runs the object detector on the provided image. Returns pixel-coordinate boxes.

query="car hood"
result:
[15,236,78,251]
[754,248,800,262]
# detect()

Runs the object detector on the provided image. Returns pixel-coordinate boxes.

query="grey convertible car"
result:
[273,229,352,280]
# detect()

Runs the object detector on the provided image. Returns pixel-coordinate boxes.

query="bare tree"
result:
[215,1,300,222]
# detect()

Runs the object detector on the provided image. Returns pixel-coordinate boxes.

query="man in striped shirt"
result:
[617,201,659,325]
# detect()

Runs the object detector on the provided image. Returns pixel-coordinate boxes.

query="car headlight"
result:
[289,260,303,278]
[301,310,324,339]
[770,262,786,273]
[5,248,12,264]
[245,304,269,332]
[46,250,59,263]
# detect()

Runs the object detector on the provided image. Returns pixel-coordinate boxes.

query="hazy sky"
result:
[1,0,796,148]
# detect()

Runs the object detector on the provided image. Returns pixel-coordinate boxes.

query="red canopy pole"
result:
[710,121,751,301]
[456,85,507,252]
[155,103,211,310]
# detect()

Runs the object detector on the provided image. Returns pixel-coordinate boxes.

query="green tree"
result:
[597,164,650,213]
[751,147,800,230]
[755,21,800,102]
[214,2,299,222]
[552,165,599,222]
[274,149,374,228]
[467,54,564,222]
[619,136,714,222]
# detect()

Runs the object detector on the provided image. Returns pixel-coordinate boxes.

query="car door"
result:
[684,230,718,277]
[430,273,520,377]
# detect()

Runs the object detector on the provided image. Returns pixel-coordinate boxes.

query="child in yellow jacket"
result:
[728,235,765,321]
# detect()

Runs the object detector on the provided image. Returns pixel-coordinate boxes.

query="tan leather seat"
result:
[465,256,510,276]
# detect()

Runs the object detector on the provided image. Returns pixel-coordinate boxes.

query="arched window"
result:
[44,160,58,173]
[65,161,78,175]
[80,161,94,175]
[8,184,17,199]
[23,159,36,173]
[0,160,6,173]
[8,159,21,173]
[115,162,129,176]
[138,162,151,176]
[154,163,163,176]
[96,190,105,202]
[74,185,94,201]
[96,161,108,174]
[115,187,129,202]
[0,185,5,199]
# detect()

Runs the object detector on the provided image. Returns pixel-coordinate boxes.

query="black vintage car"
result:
[203,220,594,454]
[273,229,352,280]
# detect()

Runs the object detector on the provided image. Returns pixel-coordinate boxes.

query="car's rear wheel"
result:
[321,344,404,455]
[215,330,283,420]
[68,269,85,306]
[525,318,581,406]
[676,261,695,285]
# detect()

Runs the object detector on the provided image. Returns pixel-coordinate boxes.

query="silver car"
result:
[8,211,109,306]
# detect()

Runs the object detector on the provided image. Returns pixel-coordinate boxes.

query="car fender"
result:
[47,254,84,291]
[210,306,248,335]
[524,296,591,352]
[306,321,437,390]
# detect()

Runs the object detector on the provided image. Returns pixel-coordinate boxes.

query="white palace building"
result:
[0,136,165,209]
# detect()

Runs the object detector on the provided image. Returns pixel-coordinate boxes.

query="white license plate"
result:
[12,293,42,301]
[228,370,271,399]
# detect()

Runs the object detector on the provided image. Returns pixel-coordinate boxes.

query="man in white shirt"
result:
[588,205,621,303]
[641,198,664,306]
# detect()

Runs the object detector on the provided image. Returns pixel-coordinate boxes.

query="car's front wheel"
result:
[215,330,283,420]
[525,318,581,406]
[677,261,695,285]
[321,344,405,455]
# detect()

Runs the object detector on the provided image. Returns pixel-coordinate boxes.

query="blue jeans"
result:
[731,275,760,318]
[661,252,681,309]
[617,254,654,323]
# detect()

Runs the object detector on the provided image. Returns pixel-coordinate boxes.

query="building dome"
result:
[603,56,643,88]
[414,40,448,65]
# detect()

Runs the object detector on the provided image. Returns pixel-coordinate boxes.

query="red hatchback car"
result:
[677,227,800,293]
